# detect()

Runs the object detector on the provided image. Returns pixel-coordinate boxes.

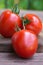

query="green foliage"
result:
[30,0,43,10]
[7,0,14,8]
[0,0,5,9]
[5,0,14,8]
[0,0,43,10]
[18,0,29,9]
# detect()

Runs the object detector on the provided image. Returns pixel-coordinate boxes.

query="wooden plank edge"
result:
[0,53,43,65]
[0,53,43,61]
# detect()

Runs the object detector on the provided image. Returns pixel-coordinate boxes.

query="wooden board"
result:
[0,53,43,65]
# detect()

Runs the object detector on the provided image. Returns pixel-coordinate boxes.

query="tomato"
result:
[23,14,42,35]
[0,10,22,38]
[12,30,38,58]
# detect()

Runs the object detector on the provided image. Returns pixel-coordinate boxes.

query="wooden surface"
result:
[0,53,43,65]
[0,10,43,65]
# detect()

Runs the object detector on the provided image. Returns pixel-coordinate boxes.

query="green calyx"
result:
[12,4,20,14]
[22,17,31,26]
[21,17,31,30]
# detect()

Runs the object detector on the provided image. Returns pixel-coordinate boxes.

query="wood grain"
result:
[0,53,43,61]
[0,53,43,65]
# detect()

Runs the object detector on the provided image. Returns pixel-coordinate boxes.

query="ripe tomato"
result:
[0,10,22,37]
[12,30,38,58]
[23,14,42,35]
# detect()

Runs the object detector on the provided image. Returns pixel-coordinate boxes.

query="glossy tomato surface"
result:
[24,14,42,35]
[12,30,38,58]
[0,10,22,38]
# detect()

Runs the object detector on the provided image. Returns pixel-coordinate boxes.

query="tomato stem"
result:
[12,4,20,14]
[15,24,21,32]
[22,17,31,29]
[23,19,26,30]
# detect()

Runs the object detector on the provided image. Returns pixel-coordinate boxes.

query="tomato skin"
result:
[12,30,38,58]
[24,14,42,35]
[0,10,22,38]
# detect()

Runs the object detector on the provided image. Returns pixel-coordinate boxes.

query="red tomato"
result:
[12,30,38,58]
[0,10,22,37]
[23,14,42,35]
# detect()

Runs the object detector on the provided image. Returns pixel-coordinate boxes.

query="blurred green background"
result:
[0,0,43,10]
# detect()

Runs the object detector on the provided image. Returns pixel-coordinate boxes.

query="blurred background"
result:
[0,0,43,10]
